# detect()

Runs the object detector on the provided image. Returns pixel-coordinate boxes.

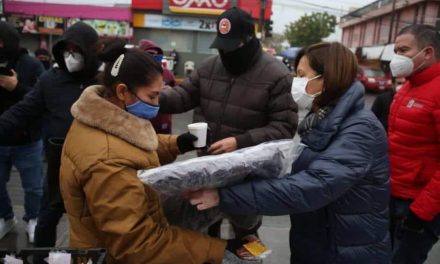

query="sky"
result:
[272,0,378,41]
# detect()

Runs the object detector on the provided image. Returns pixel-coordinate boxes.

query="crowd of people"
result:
[0,6,439,264]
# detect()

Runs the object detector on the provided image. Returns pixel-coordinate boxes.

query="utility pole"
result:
[259,0,266,39]
[388,0,397,43]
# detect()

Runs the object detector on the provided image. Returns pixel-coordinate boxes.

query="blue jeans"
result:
[0,140,44,221]
[390,196,440,264]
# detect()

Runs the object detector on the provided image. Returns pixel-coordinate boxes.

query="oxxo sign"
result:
[169,0,232,15]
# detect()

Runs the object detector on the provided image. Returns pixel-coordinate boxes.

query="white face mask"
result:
[390,48,426,78]
[395,84,403,92]
[291,75,322,111]
[64,52,84,73]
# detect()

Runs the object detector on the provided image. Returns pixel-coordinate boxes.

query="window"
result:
[363,68,385,77]
[196,31,217,54]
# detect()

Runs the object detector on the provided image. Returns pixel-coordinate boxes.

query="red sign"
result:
[169,0,232,15]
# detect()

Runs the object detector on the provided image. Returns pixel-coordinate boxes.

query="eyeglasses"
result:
[63,51,81,58]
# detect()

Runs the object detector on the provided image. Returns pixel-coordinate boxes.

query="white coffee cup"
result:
[187,122,208,148]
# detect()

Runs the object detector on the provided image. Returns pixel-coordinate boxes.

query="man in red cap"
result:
[138,39,175,134]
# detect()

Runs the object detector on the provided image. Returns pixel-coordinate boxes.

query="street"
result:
[1,92,439,263]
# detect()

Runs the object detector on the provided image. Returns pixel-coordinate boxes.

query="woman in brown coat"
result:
[59,42,226,263]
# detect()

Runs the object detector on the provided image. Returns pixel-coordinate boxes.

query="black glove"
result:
[177,132,198,153]
[401,210,426,234]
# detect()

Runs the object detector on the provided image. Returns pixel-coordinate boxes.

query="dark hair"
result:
[398,24,440,59]
[35,48,50,57]
[98,40,163,97]
[294,42,358,109]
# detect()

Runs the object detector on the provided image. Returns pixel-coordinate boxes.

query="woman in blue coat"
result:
[188,42,391,264]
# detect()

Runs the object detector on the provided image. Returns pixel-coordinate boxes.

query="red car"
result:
[357,66,392,92]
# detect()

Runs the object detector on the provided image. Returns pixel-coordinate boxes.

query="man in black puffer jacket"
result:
[0,21,44,243]
[0,22,101,254]
[160,7,297,242]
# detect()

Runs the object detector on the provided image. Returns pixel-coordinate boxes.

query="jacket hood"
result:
[0,21,20,62]
[71,85,158,151]
[138,39,163,55]
[52,22,101,79]
[302,81,365,151]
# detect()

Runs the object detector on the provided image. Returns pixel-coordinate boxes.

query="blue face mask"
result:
[126,98,160,120]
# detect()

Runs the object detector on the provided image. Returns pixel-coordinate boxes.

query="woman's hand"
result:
[185,188,220,210]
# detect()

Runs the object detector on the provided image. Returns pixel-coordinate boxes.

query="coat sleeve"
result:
[83,160,226,263]
[12,59,45,97]
[156,134,180,165]
[219,120,376,216]
[235,74,298,148]
[410,107,440,221]
[159,68,201,114]
[0,79,45,142]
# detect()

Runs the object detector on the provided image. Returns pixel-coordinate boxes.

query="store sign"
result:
[37,16,64,35]
[67,18,132,38]
[135,14,216,32]
[168,0,231,15]
[7,15,38,34]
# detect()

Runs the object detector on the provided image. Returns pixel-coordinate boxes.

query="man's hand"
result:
[186,188,220,210]
[0,70,18,91]
[208,137,237,155]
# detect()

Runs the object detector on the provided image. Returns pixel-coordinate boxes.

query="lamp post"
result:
[259,0,267,39]
[388,0,397,43]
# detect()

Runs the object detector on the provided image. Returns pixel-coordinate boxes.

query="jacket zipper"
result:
[214,77,235,140]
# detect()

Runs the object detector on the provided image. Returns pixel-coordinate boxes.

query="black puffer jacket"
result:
[0,22,100,143]
[0,21,44,145]
[160,48,298,148]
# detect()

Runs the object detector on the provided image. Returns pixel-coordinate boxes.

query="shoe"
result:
[27,218,38,243]
[0,217,18,240]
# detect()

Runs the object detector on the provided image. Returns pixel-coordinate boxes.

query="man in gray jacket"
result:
[160,7,297,240]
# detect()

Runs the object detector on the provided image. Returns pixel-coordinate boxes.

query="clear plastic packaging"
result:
[138,139,298,231]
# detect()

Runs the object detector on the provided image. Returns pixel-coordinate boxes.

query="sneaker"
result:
[27,218,38,243]
[0,217,18,240]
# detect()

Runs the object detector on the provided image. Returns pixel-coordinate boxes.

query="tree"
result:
[284,12,337,47]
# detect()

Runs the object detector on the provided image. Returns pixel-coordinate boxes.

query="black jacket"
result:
[371,89,395,132]
[0,22,100,144]
[160,51,297,148]
[0,49,44,145]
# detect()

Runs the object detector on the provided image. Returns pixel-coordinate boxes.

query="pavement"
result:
[1,93,439,263]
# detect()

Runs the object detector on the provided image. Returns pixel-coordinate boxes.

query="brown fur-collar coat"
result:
[60,85,226,263]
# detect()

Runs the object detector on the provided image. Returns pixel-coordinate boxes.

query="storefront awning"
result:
[381,44,395,61]
[362,45,385,60]
[5,1,131,21]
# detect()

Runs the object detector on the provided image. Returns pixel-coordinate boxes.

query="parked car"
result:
[357,66,392,92]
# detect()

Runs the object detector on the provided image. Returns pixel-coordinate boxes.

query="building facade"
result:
[3,0,132,55]
[340,0,440,64]
[132,0,272,76]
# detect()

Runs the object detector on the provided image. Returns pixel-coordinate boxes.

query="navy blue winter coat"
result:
[0,49,44,145]
[219,82,391,264]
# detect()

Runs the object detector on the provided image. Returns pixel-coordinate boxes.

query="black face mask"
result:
[219,38,261,76]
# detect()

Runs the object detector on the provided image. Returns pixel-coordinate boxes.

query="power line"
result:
[273,0,350,15]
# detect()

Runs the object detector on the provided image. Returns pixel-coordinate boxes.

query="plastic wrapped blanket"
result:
[138,139,298,231]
